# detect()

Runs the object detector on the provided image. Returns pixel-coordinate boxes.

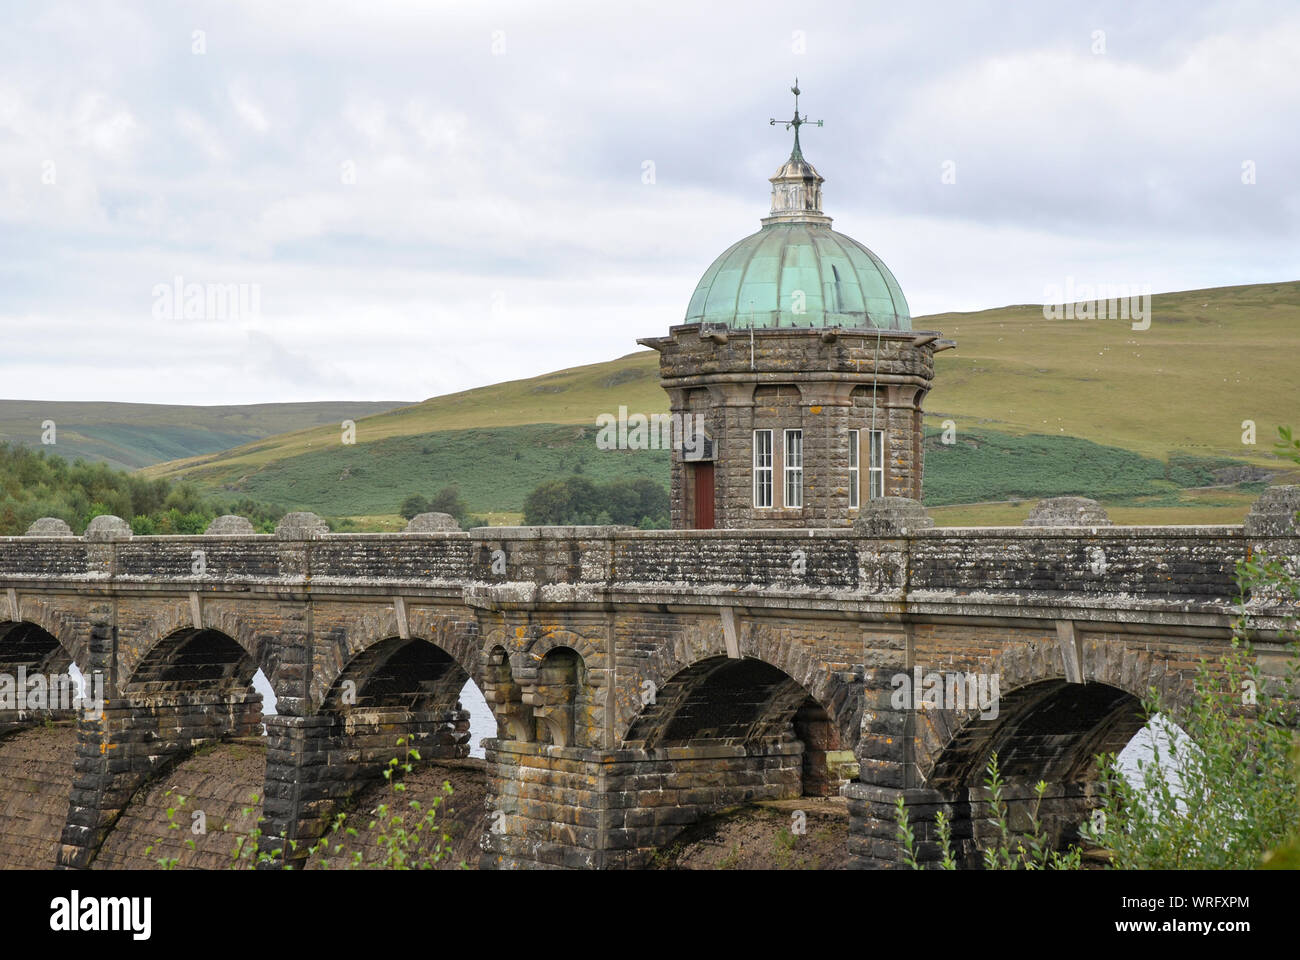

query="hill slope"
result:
[922,281,1300,464]
[142,281,1300,525]
[0,399,410,471]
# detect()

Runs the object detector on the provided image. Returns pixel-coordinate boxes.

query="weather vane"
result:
[769,78,822,157]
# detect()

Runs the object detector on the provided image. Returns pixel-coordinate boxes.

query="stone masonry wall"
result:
[482,739,802,869]
[642,325,937,529]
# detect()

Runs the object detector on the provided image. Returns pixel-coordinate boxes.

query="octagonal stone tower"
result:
[639,92,954,529]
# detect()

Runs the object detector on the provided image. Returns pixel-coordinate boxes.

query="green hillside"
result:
[0,399,410,471]
[922,281,1300,465]
[224,423,668,518]
[142,280,1300,527]
[166,420,1267,528]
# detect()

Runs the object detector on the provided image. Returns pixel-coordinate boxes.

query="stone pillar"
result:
[481,739,802,869]
[260,713,334,867]
[58,616,119,869]
[846,773,1103,869]
[845,784,977,868]
[260,706,470,868]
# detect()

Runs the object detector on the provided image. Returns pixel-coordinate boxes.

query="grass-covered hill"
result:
[0,399,409,472]
[135,280,1300,528]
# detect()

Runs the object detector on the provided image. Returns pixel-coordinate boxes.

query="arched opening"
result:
[251,635,484,867]
[118,627,263,744]
[0,621,81,733]
[323,636,466,711]
[624,656,849,798]
[117,627,265,757]
[533,646,584,747]
[919,678,1197,865]
[125,628,257,699]
[318,635,475,782]
[480,645,529,744]
[927,680,1145,790]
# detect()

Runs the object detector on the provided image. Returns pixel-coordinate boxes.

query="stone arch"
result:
[260,628,478,866]
[482,644,530,741]
[923,679,1147,790]
[517,627,603,673]
[121,627,260,702]
[471,623,607,748]
[0,620,72,675]
[621,652,857,797]
[0,619,81,733]
[50,622,265,870]
[312,607,481,711]
[2,596,93,670]
[846,638,1208,867]
[314,631,476,768]
[893,636,1201,789]
[623,657,809,747]
[532,646,586,748]
[320,634,471,715]
[116,600,277,694]
[617,616,861,753]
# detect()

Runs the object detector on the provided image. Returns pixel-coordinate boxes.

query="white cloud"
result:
[0,0,1296,405]
[229,83,270,133]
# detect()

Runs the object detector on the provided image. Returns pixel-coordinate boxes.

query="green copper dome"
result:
[686,89,911,332]
[684,222,911,331]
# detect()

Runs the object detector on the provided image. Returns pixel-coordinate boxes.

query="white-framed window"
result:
[753,430,773,508]
[784,429,803,509]
[848,429,860,509]
[869,429,885,499]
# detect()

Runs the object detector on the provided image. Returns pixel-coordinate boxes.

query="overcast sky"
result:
[1,0,1297,405]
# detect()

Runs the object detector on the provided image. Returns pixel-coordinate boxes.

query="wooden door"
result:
[693,462,715,529]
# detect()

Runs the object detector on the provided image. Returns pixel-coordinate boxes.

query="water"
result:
[1116,713,1192,794]
[252,668,277,715]
[460,680,495,758]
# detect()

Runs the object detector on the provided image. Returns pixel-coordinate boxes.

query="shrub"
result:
[399,494,429,520]
[522,476,668,527]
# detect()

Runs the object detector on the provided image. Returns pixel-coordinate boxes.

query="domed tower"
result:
[638,83,954,530]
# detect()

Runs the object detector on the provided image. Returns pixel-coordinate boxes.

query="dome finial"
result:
[769,77,822,161]
[764,79,830,225]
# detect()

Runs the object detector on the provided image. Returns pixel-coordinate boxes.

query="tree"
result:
[522,479,574,525]
[522,476,668,527]
[399,495,429,521]
[427,486,468,523]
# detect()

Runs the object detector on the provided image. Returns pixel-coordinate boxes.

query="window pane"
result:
[869,430,884,499]
[753,430,772,507]
[848,429,859,509]
[784,430,802,508]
